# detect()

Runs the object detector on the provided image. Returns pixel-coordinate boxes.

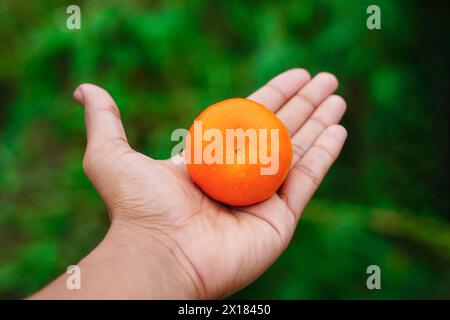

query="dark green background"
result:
[0,0,449,299]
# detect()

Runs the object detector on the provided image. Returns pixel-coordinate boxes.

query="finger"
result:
[290,95,347,165]
[280,125,347,219]
[248,68,311,112]
[73,83,129,150]
[276,72,339,135]
[236,194,297,247]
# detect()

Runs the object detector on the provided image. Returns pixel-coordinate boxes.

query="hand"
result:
[32,69,347,299]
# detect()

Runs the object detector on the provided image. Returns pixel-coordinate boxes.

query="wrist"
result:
[30,216,204,300]
[103,217,204,299]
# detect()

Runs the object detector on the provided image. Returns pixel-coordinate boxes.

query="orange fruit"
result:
[185,98,292,206]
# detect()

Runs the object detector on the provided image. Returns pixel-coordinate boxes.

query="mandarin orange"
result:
[185,98,292,206]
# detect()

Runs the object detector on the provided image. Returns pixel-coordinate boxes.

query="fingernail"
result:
[73,87,84,104]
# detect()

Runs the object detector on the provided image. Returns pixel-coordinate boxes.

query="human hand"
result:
[32,69,347,299]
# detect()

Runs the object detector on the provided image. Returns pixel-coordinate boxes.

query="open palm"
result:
[74,69,347,299]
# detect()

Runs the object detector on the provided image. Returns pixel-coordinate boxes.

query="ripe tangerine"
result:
[185,98,292,206]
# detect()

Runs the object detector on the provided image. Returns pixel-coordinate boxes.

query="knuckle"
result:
[294,93,315,110]
[293,164,321,186]
[291,142,306,160]
[266,83,288,100]
[96,104,121,118]
[108,103,121,118]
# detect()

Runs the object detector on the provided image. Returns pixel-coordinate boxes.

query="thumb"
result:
[73,83,129,150]
[73,84,132,216]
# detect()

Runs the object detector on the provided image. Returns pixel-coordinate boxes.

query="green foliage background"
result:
[0,0,449,299]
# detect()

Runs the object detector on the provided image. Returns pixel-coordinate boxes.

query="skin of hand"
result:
[30,69,347,300]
